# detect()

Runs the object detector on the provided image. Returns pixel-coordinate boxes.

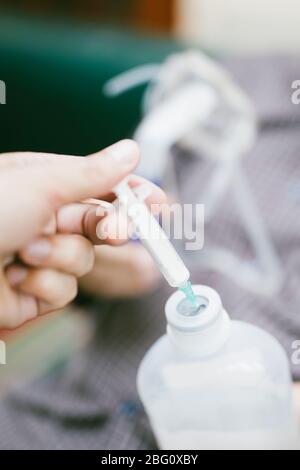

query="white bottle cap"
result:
[166,285,231,357]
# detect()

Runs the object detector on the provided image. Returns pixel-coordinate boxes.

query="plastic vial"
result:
[137,286,299,450]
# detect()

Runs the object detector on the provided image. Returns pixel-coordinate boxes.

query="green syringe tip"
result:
[180,281,199,307]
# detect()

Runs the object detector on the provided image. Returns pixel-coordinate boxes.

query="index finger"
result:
[56,177,167,245]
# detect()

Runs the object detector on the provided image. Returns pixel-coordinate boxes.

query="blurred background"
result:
[0,0,176,35]
[1,0,300,156]
[177,0,300,53]
[1,0,300,52]
[0,0,300,435]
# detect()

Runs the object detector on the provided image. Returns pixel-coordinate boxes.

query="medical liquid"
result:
[179,282,200,310]
[137,286,300,450]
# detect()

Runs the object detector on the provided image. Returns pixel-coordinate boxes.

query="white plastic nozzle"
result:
[114,180,190,288]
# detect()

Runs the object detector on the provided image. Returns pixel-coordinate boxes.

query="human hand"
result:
[79,243,161,299]
[0,140,165,328]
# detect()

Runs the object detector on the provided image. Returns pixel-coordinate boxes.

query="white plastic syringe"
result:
[114,180,190,289]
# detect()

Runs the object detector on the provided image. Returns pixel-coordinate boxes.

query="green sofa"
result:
[0,12,181,156]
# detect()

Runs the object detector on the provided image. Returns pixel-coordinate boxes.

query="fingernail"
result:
[96,219,110,241]
[24,238,51,261]
[106,140,139,165]
[7,266,28,286]
[97,201,115,212]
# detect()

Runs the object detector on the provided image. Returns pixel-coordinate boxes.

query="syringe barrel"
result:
[135,207,190,288]
[115,182,190,288]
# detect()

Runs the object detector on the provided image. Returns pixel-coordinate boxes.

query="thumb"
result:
[0,140,139,253]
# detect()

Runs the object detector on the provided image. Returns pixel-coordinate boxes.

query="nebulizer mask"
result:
[104,51,283,297]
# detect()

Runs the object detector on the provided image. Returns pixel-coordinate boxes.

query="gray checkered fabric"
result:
[0,55,300,450]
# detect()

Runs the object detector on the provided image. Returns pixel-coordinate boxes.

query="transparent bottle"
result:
[137,286,299,450]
